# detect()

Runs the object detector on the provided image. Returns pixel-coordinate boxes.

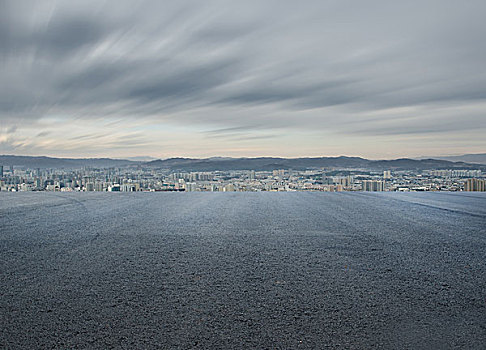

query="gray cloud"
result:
[0,0,485,157]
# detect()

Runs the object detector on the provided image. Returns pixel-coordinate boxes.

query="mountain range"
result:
[418,153,486,164]
[2,154,484,171]
[0,155,134,169]
[144,157,485,171]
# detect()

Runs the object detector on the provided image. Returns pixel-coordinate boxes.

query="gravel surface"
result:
[1,192,485,349]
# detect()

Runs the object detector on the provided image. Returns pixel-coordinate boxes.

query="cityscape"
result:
[2,1,486,349]
[1,163,485,192]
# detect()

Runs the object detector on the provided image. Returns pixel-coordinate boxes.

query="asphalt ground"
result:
[1,192,485,349]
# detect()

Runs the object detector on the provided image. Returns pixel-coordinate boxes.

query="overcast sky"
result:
[1,0,485,159]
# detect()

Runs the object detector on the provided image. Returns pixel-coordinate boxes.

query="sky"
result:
[1,0,485,159]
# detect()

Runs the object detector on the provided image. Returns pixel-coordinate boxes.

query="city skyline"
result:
[1,1,486,158]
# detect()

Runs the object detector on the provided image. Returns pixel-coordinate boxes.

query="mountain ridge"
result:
[418,153,486,164]
[144,156,484,171]
[0,155,136,169]
[1,154,484,171]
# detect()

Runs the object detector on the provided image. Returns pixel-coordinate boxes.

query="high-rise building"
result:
[363,180,384,191]
[464,178,486,191]
[332,176,354,188]
[383,170,391,179]
[0,165,3,177]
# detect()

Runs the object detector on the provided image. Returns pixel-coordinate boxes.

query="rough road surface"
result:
[1,192,485,349]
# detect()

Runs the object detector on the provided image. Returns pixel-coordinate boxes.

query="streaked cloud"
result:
[1,0,485,158]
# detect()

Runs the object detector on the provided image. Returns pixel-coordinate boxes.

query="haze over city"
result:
[1,0,485,159]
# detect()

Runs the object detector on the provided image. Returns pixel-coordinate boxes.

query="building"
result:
[185,182,197,192]
[0,165,3,177]
[108,184,121,192]
[362,180,384,191]
[223,183,236,192]
[332,176,354,188]
[383,170,391,179]
[34,178,42,189]
[121,184,137,192]
[46,184,60,191]
[464,178,486,191]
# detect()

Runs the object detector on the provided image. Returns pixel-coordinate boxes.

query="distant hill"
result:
[145,156,484,171]
[1,154,483,171]
[419,153,486,164]
[0,155,136,169]
[145,156,368,171]
[124,156,158,162]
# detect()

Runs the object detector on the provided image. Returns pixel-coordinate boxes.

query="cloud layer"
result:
[1,0,485,158]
